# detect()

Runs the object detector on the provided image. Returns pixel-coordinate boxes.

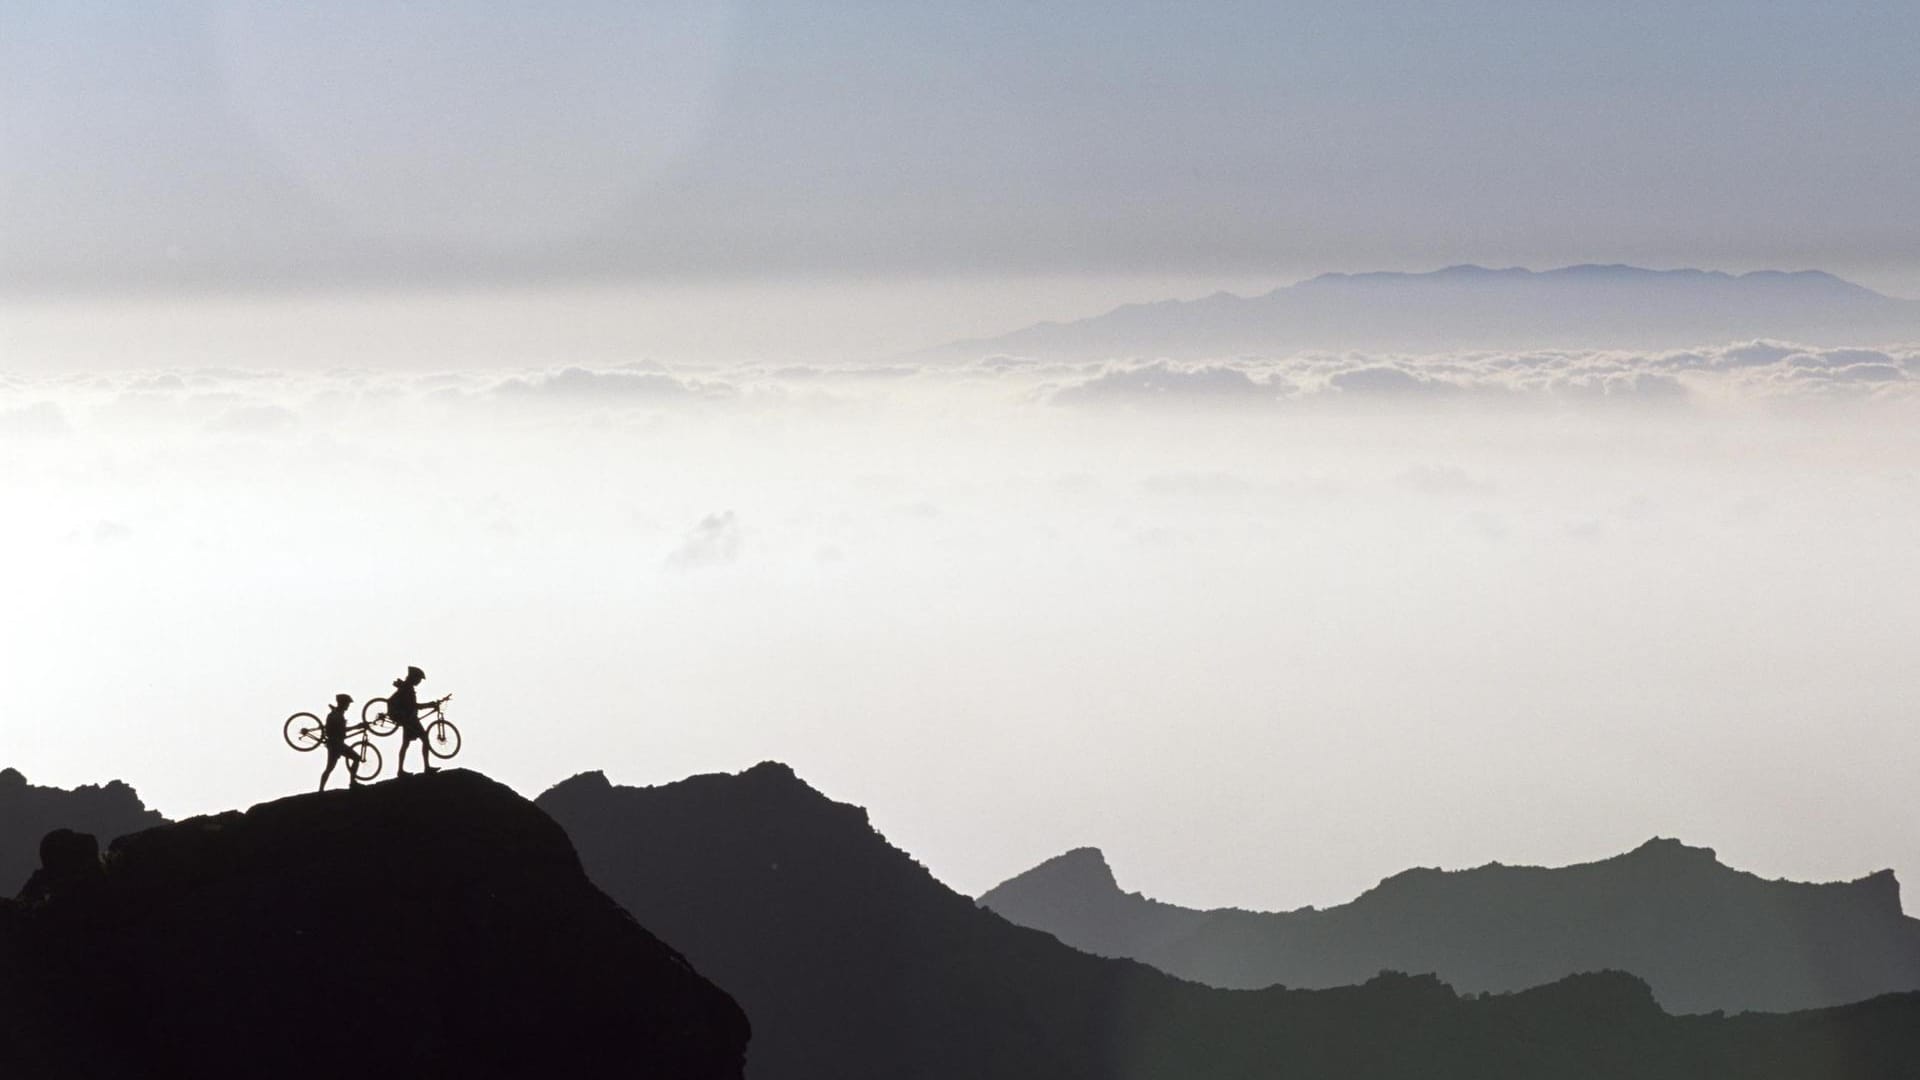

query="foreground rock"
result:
[540,762,1920,1080]
[980,840,1920,1014]
[0,768,167,896]
[0,769,748,1079]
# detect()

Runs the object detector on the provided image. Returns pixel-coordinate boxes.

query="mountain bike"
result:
[282,714,384,781]
[360,696,398,737]
[360,695,462,761]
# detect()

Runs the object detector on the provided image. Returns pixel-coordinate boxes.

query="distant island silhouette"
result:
[980,841,1920,1015]
[924,264,1920,359]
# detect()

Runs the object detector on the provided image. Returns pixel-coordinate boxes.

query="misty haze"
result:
[6,4,1920,1078]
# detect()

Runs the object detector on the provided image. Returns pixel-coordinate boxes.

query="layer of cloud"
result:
[4,340,1918,444]
[1040,341,1920,409]
[491,366,735,402]
[205,403,300,434]
[1050,363,1286,407]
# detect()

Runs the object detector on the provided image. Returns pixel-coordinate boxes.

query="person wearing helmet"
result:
[391,665,448,777]
[319,693,364,792]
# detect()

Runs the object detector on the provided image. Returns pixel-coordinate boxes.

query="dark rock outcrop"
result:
[0,769,748,1079]
[980,838,1920,1014]
[1,767,167,896]
[539,762,1920,1079]
[17,829,104,903]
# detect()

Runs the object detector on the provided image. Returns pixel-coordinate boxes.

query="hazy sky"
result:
[6,5,1920,917]
[6,2,1920,301]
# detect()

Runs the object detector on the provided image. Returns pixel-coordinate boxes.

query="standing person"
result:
[391,665,446,777]
[318,693,363,792]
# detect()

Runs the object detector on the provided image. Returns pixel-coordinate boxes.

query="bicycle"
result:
[282,713,384,782]
[360,694,462,761]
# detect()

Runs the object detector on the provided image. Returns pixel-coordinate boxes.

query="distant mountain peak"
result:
[741,760,804,783]
[1012,846,1119,892]
[1626,836,1719,863]
[734,760,850,812]
[925,263,1916,360]
[545,769,613,797]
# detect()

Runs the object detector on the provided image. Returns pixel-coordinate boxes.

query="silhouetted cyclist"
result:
[319,693,363,792]
[391,665,448,777]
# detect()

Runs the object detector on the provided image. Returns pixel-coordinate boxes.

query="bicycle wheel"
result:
[426,719,462,760]
[283,712,323,752]
[350,741,384,783]
[362,697,396,737]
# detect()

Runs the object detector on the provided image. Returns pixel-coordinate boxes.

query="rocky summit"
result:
[0,769,748,1080]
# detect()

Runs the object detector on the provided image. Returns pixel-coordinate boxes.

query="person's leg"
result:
[320,749,337,791]
[347,745,363,786]
[397,730,414,775]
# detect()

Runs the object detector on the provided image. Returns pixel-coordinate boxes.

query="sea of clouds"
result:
[6,339,1920,441]
[3,341,1918,913]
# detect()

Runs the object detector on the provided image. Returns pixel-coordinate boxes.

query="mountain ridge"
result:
[15,761,1920,1072]
[926,264,1920,360]
[538,760,1920,1078]
[980,835,1920,1014]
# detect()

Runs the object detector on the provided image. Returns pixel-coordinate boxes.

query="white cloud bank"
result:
[4,340,1919,440]
[1038,341,1920,409]
[4,340,1920,916]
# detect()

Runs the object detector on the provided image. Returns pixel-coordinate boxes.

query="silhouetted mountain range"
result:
[0,768,168,897]
[981,841,1920,1015]
[0,770,747,1079]
[539,763,1920,1079]
[927,265,1920,359]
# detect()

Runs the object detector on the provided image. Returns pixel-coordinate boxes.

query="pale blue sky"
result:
[5,1,1920,294]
